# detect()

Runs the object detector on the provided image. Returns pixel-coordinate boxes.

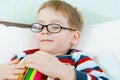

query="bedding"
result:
[76,19,120,59]
[94,51,120,80]
[0,21,37,63]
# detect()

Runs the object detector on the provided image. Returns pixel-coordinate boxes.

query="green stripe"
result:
[24,68,33,80]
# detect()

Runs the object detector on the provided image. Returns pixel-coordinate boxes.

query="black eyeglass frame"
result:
[30,23,76,33]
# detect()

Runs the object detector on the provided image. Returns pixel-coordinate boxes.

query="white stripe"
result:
[76,60,98,71]
[16,52,26,59]
[87,74,92,80]
[89,70,107,78]
[72,52,83,62]
[87,72,107,80]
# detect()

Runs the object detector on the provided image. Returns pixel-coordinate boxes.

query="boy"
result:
[0,0,108,80]
[23,0,108,80]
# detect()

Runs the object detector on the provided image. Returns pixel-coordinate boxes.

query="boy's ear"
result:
[70,31,80,45]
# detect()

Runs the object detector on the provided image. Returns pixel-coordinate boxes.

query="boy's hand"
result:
[23,51,63,77]
[23,51,75,80]
[0,59,25,80]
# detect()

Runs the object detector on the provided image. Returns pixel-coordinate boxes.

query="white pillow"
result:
[94,51,120,80]
[0,24,37,64]
[76,19,120,59]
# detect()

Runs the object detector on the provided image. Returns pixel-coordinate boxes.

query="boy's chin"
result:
[39,46,55,54]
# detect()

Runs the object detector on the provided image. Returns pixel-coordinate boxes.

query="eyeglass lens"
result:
[31,24,61,33]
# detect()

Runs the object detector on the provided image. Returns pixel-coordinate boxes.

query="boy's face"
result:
[35,7,79,55]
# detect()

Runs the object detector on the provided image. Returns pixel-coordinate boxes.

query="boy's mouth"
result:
[40,39,53,42]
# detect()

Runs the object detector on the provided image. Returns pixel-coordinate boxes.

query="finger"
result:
[9,58,20,64]
[23,55,38,64]
[1,74,19,80]
[9,64,25,69]
[25,63,38,70]
[24,57,41,67]
[7,74,19,80]
[17,64,26,69]
[12,69,25,75]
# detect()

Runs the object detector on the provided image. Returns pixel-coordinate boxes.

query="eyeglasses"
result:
[30,23,76,33]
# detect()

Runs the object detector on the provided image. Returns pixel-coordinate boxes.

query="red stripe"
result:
[11,57,15,61]
[59,59,75,66]
[97,69,103,72]
[85,69,93,73]
[89,74,95,80]
[85,68,103,73]
[33,71,42,80]
[71,49,80,54]
[23,49,39,54]
[78,57,92,64]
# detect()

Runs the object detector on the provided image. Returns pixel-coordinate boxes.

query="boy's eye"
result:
[49,25,60,30]
[52,26,60,29]
[35,25,42,30]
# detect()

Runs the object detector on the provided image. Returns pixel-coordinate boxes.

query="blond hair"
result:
[38,0,83,31]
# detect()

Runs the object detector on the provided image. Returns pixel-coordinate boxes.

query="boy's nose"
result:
[40,27,50,35]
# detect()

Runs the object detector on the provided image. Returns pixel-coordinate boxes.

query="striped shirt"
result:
[11,49,108,80]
